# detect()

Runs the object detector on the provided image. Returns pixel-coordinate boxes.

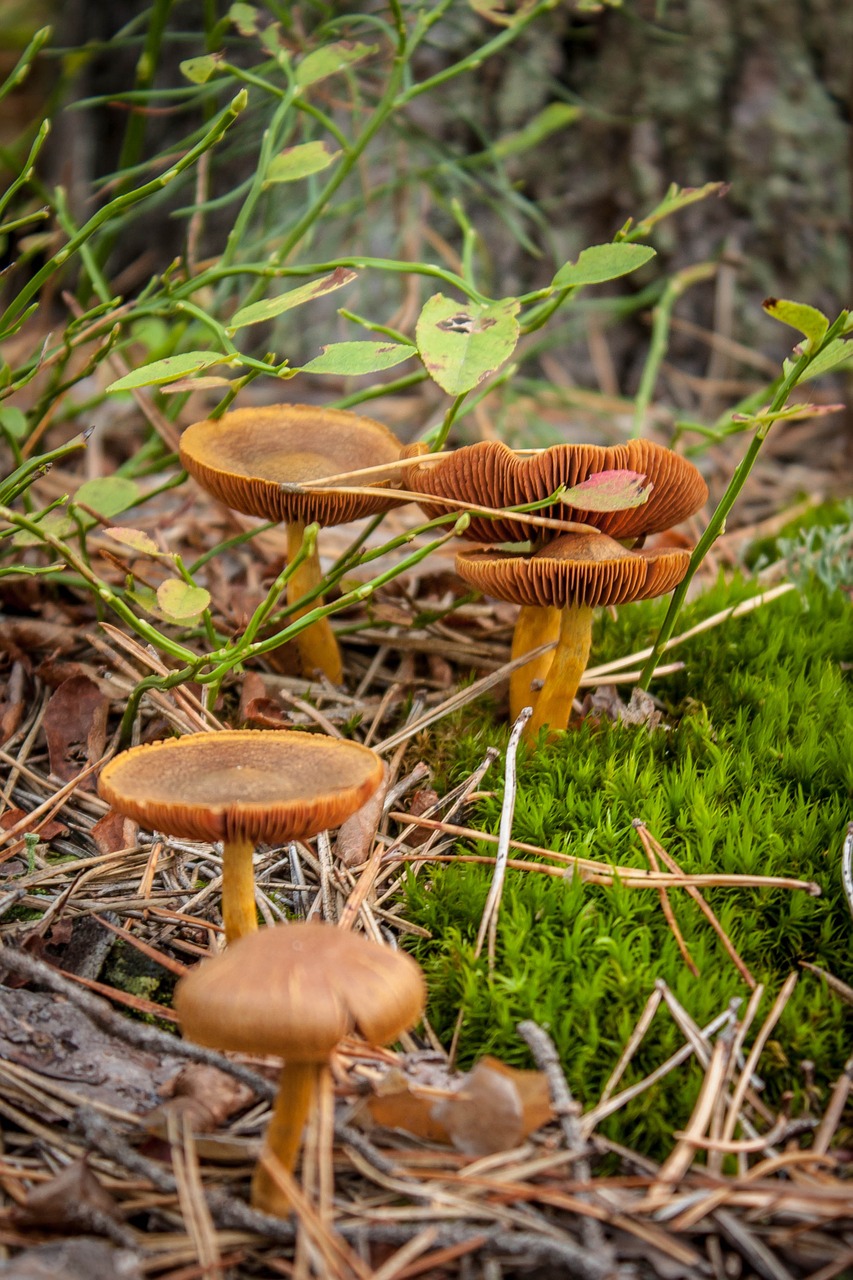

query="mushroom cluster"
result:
[180,405,422,683]
[407,439,708,738]
[98,729,384,943]
[174,922,426,1216]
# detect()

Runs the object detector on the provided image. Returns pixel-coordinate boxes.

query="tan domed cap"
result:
[456,532,690,609]
[98,730,384,845]
[174,922,426,1059]
[407,439,708,542]
[179,405,412,526]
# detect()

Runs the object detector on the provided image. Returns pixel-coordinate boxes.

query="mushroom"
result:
[406,439,707,718]
[98,730,383,943]
[455,531,692,739]
[173,922,426,1215]
[179,405,420,682]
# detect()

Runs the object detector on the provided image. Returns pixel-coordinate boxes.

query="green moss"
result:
[404,573,853,1156]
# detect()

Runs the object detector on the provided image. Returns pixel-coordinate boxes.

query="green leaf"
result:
[492,103,581,161]
[299,341,417,377]
[468,0,538,26]
[561,469,651,513]
[0,406,28,439]
[106,352,231,392]
[295,41,377,88]
[157,578,211,620]
[104,527,163,557]
[416,295,520,396]
[783,338,853,383]
[12,508,73,547]
[228,3,258,34]
[264,141,341,186]
[552,243,656,289]
[180,54,222,84]
[229,269,357,332]
[762,297,829,345]
[72,476,140,519]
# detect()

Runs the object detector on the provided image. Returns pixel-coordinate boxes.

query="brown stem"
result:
[526,603,594,740]
[221,835,258,944]
[509,603,561,721]
[251,1060,321,1216]
[286,520,343,683]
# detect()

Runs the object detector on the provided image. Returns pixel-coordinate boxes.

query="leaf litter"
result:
[0,439,850,1279]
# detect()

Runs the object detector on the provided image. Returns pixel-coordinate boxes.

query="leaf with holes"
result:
[229,268,357,332]
[552,243,656,289]
[416,295,519,395]
[299,341,417,376]
[561,469,652,513]
[157,579,211,621]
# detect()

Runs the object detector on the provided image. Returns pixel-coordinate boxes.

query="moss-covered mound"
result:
[405,574,852,1156]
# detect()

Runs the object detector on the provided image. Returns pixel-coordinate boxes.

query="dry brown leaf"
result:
[42,675,109,787]
[91,809,136,855]
[13,1157,121,1230]
[144,1063,255,1136]
[335,762,389,867]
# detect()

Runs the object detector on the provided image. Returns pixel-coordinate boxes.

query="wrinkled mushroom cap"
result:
[407,439,708,543]
[98,730,384,844]
[456,531,691,609]
[174,922,426,1060]
[180,405,416,526]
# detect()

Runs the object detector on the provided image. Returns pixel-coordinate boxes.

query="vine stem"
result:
[637,313,850,690]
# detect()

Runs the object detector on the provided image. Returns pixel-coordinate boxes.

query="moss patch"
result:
[404,574,852,1156]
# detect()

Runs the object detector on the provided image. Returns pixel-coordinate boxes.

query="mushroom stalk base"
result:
[526,603,594,741]
[221,836,258,944]
[287,521,343,684]
[509,604,561,722]
[251,1060,319,1216]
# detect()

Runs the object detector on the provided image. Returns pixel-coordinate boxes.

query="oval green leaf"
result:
[295,41,377,88]
[298,341,417,376]
[552,243,656,289]
[73,476,140,519]
[264,141,341,186]
[416,295,520,396]
[157,578,211,620]
[106,352,231,393]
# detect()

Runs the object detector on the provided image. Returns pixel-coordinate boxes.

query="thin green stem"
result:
[637,313,851,689]
[0,91,247,334]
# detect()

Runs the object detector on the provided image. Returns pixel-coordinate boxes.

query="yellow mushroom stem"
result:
[221,835,259,944]
[250,1059,320,1216]
[509,603,561,722]
[525,602,594,741]
[286,521,343,684]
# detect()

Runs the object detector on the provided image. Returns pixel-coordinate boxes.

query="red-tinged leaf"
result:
[561,467,651,512]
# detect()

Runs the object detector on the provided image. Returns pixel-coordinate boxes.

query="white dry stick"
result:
[475,707,532,969]
[842,821,853,920]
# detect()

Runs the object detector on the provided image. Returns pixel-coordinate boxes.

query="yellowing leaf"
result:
[157,578,211,620]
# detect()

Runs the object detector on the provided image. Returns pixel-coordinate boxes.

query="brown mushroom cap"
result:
[456,531,691,609]
[179,405,412,526]
[98,730,384,844]
[174,922,426,1059]
[407,439,708,543]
